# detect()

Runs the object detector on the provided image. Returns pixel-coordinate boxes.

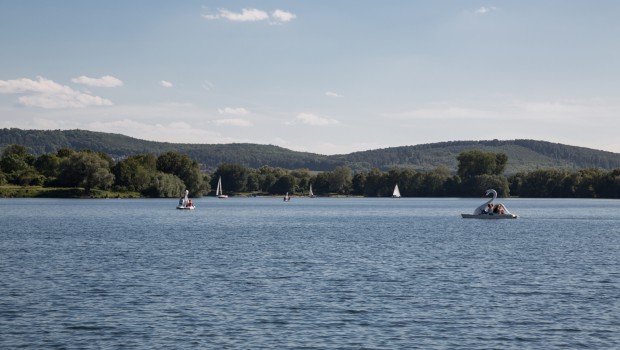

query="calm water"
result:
[1,197,619,349]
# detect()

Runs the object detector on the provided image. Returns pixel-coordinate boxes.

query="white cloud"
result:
[218,107,249,115]
[325,91,343,98]
[203,7,296,23]
[0,101,247,144]
[295,113,339,126]
[160,80,173,88]
[271,9,296,23]
[0,76,112,108]
[71,75,123,87]
[475,6,498,15]
[213,118,253,127]
[204,8,269,22]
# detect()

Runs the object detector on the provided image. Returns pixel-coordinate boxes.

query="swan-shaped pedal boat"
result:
[176,190,196,210]
[461,189,518,219]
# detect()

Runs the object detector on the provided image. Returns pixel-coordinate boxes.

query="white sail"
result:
[216,176,228,198]
[309,184,314,197]
[392,184,401,198]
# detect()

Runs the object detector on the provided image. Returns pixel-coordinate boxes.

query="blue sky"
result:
[1,1,620,155]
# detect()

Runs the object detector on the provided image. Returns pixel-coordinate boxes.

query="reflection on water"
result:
[1,198,619,349]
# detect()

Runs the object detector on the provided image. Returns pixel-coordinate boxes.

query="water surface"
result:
[1,197,619,349]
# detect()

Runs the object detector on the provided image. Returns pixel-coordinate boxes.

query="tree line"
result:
[6,129,620,173]
[2,145,620,198]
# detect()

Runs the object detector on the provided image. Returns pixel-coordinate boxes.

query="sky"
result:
[1,1,620,155]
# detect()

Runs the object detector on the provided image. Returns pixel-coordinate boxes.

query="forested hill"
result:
[339,140,620,173]
[0,128,337,170]
[2,128,620,173]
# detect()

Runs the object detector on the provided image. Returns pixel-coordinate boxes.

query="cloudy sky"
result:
[1,1,620,155]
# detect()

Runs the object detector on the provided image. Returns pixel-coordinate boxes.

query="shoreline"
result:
[0,185,141,199]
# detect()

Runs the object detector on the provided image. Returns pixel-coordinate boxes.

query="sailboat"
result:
[392,184,401,198]
[283,192,291,202]
[308,184,316,198]
[216,176,228,198]
[176,189,196,210]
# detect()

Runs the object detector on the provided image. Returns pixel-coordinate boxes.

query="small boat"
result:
[461,189,518,219]
[283,192,291,202]
[308,184,316,198]
[461,213,517,219]
[392,184,401,198]
[176,190,196,210]
[216,176,228,198]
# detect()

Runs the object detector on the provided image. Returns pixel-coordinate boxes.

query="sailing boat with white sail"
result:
[308,184,315,198]
[283,192,291,202]
[216,176,228,198]
[392,184,401,198]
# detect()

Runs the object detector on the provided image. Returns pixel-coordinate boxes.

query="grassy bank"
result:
[0,185,142,198]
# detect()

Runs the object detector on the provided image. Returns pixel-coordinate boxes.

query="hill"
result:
[339,139,620,173]
[2,128,620,174]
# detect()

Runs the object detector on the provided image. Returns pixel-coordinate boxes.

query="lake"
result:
[1,197,619,349]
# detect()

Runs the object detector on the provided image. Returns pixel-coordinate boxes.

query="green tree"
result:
[457,150,507,178]
[0,153,31,174]
[457,151,509,196]
[202,173,212,195]
[0,144,39,185]
[114,154,158,193]
[467,174,510,197]
[271,174,297,194]
[156,151,205,196]
[1,144,33,174]
[290,168,312,194]
[57,148,74,158]
[600,168,620,198]
[516,169,568,197]
[351,172,367,195]
[256,166,287,192]
[328,166,353,194]
[212,163,249,194]
[313,172,330,195]
[364,168,385,197]
[1,144,31,159]
[144,173,186,197]
[419,166,450,196]
[570,168,603,198]
[245,171,262,192]
[34,153,61,179]
[58,151,115,193]
[402,170,423,197]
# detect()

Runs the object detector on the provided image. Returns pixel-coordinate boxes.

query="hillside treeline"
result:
[5,128,620,173]
[2,145,620,198]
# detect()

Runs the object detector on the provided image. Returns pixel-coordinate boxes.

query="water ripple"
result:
[1,198,619,349]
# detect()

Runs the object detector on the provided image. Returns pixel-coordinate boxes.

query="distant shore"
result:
[0,185,141,199]
[0,185,362,199]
